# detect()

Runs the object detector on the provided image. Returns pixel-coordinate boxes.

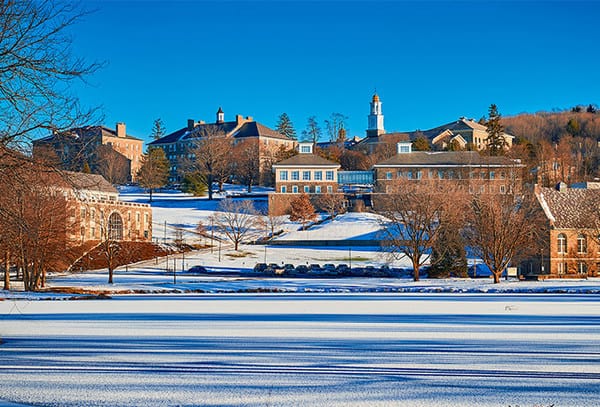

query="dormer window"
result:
[397,141,412,154]
[299,142,313,154]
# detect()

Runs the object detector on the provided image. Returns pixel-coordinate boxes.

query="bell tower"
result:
[367,93,385,138]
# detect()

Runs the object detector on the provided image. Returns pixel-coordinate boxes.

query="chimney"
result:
[236,114,244,125]
[116,122,126,138]
[187,119,195,131]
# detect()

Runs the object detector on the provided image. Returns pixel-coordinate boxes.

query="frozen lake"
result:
[1,294,599,406]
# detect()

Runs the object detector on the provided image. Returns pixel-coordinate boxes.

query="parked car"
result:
[295,265,309,274]
[188,265,207,274]
[283,264,295,272]
[322,264,336,271]
[336,264,350,274]
[253,263,268,273]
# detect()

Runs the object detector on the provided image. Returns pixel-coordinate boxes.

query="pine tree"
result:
[275,113,297,140]
[302,116,322,144]
[412,135,430,151]
[151,118,167,141]
[485,104,506,156]
[137,147,170,202]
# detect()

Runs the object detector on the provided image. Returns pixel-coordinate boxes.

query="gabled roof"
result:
[62,171,118,195]
[373,151,521,167]
[273,153,340,167]
[536,186,600,229]
[148,119,293,145]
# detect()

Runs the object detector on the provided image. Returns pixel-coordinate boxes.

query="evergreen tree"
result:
[429,225,467,278]
[137,147,170,202]
[485,104,507,156]
[181,172,207,196]
[275,113,297,140]
[566,118,581,136]
[412,135,430,151]
[82,162,91,174]
[151,118,167,141]
[302,116,322,144]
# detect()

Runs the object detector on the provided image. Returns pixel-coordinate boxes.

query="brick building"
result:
[33,123,144,184]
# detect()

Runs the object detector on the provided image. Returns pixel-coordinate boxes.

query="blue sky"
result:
[70,1,600,143]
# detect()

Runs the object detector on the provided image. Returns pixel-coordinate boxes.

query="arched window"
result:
[577,234,587,254]
[557,233,567,254]
[108,212,123,241]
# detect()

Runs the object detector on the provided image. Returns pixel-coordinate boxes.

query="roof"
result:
[373,151,521,167]
[35,126,142,143]
[148,119,293,145]
[273,153,340,167]
[62,171,118,194]
[537,186,600,229]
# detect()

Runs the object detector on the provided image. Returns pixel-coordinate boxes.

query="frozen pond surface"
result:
[1,294,599,406]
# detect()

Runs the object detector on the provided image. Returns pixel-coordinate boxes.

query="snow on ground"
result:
[0,295,599,406]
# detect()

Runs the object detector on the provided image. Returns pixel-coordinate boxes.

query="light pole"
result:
[349,247,352,270]
[264,245,267,264]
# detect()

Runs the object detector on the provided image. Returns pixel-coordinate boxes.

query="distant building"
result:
[33,123,144,184]
[353,93,514,152]
[372,141,523,194]
[148,108,296,184]
[521,183,600,278]
[269,142,341,215]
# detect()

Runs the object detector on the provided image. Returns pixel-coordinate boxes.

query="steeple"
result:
[367,92,385,138]
[216,107,225,124]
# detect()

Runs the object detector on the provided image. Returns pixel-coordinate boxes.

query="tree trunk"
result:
[149,188,153,203]
[207,176,214,200]
[3,252,9,291]
[247,182,252,193]
[108,267,114,284]
[234,241,239,251]
[492,271,501,284]
[413,259,420,282]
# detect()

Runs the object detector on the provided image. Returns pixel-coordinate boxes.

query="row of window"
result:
[80,207,149,224]
[384,169,511,181]
[557,261,596,275]
[557,233,597,254]
[280,170,335,181]
[280,185,334,194]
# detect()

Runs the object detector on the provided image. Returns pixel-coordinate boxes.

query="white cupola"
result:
[367,92,385,137]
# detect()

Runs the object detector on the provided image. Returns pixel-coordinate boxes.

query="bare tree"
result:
[289,193,317,230]
[325,113,348,142]
[376,180,466,281]
[0,0,100,150]
[97,206,124,284]
[210,199,263,251]
[95,144,130,185]
[264,211,286,240]
[463,190,545,283]
[184,127,233,200]
[231,139,260,193]
[315,193,346,220]
[137,147,170,202]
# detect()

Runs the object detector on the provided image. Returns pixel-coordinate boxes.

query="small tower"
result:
[366,93,385,138]
[216,107,225,124]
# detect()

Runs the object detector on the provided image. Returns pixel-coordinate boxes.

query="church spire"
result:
[216,107,225,124]
[367,92,384,138]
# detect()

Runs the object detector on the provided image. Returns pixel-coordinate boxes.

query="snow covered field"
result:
[1,294,599,406]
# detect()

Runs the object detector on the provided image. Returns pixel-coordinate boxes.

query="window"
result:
[416,170,422,180]
[489,171,495,180]
[428,170,434,179]
[500,171,506,179]
[281,186,287,193]
[303,171,311,181]
[304,186,310,193]
[407,171,413,179]
[326,171,334,181]
[557,233,567,254]
[438,170,444,179]
[291,171,299,181]
[136,212,140,222]
[480,172,485,179]
[292,185,298,193]
[397,171,403,178]
[327,185,333,193]
[399,145,410,153]
[315,185,321,193]
[280,171,288,181]
[578,262,588,274]
[577,234,587,254]
[500,185,506,194]
[386,171,393,180]
[300,145,312,153]
[558,262,566,275]
[144,213,149,224]
[314,171,322,181]
[81,208,86,218]
[108,212,123,241]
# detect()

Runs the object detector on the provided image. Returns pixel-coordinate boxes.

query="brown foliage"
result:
[289,193,317,230]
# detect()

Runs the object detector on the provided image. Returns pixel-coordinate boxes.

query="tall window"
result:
[281,186,287,193]
[291,171,299,181]
[557,233,567,254]
[315,185,321,193]
[304,186,310,193]
[314,171,322,181]
[108,212,123,241]
[577,234,587,254]
[386,171,393,180]
[292,185,298,193]
[303,171,311,181]
[280,171,288,181]
[578,262,588,274]
[326,171,334,181]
